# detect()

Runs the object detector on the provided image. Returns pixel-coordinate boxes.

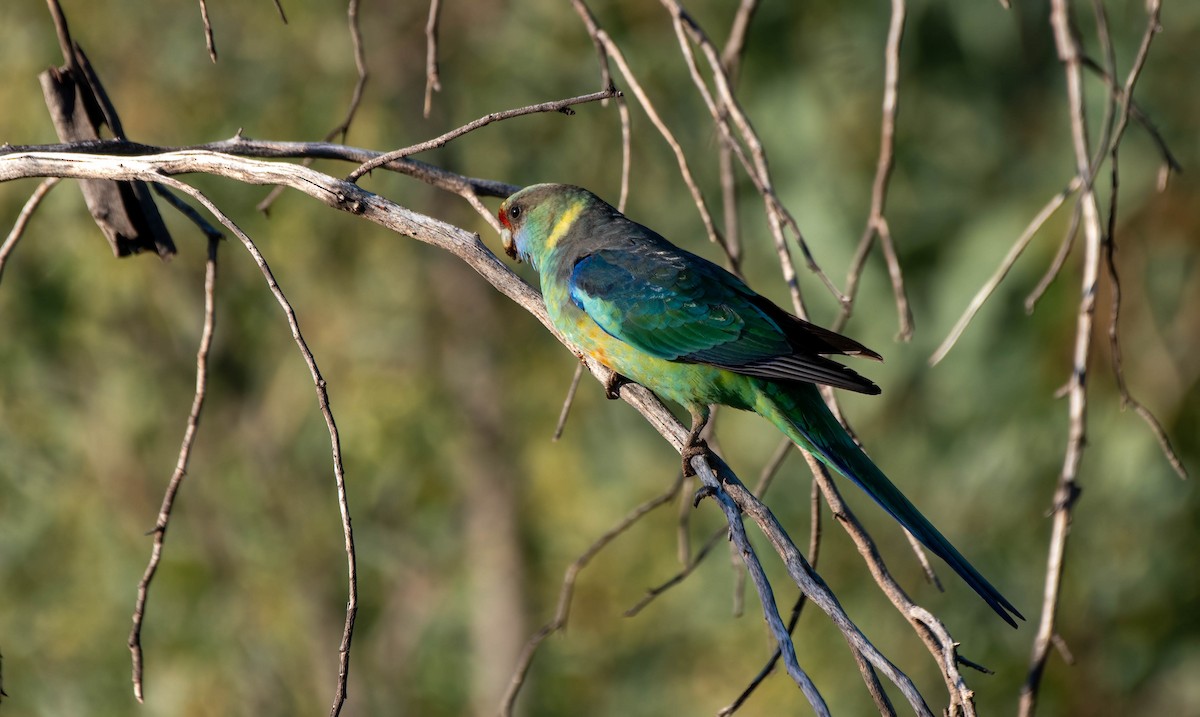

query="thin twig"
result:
[331,0,369,142]
[1025,200,1082,312]
[1097,0,1186,480]
[1079,55,1182,176]
[931,178,1081,366]
[348,88,620,181]
[626,437,791,617]
[715,0,760,274]
[568,0,613,97]
[593,28,724,250]
[151,183,223,240]
[197,0,217,62]
[711,458,932,717]
[903,528,943,592]
[128,233,219,703]
[692,462,831,716]
[1019,2,1108,714]
[500,474,685,717]
[667,9,846,311]
[0,178,60,285]
[423,0,442,118]
[138,175,357,717]
[551,363,584,441]
[834,0,913,341]
[800,449,978,716]
[256,0,369,213]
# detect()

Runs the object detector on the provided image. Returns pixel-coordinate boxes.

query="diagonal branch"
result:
[347,88,620,181]
[834,0,913,341]
[0,178,60,285]
[500,474,685,717]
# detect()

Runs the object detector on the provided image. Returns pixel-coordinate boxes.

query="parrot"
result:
[498,183,1023,628]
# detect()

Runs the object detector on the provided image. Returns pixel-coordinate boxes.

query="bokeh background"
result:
[1,1,1197,715]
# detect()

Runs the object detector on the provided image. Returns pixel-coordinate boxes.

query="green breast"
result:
[542,278,758,412]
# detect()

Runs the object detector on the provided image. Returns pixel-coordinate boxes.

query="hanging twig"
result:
[128,232,220,703]
[196,0,217,62]
[142,174,357,717]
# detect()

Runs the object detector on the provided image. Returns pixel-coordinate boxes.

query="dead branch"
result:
[0,178,60,284]
[128,232,219,703]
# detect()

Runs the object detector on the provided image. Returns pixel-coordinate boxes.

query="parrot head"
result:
[498,184,598,269]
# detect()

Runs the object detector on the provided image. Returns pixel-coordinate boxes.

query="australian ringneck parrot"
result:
[498,183,1022,627]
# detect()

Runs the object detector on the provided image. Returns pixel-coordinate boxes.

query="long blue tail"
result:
[755,381,1023,627]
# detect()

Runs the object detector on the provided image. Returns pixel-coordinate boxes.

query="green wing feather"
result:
[568,244,880,394]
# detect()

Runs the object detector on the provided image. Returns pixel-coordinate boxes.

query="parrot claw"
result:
[680,438,712,478]
[603,371,630,400]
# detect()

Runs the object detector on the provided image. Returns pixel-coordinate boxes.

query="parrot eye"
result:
[508,204,522,222]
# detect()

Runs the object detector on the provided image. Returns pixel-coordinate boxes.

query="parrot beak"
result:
[498,201,519,261]
[501,228,518,261]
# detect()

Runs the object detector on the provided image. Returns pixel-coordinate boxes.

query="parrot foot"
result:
[603,371,630,400]
[680,438,712,478]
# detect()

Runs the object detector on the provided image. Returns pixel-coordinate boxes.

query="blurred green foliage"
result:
[1,1,1197,715]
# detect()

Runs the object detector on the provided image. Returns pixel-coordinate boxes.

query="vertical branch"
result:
[257,0,369,213]
[716,0,760,273]
[334,0,369,142]
[834,0,911,340]
[423,0,443,118]
[128,233,220,702]
[1098,0,1186,480]
[1020,3,1106,715]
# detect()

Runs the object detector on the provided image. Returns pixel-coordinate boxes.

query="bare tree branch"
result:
[834,0,913,341]
[423,0,443,118]
[931,178,1081,366]
[196,0,217,62]
[1096,0,1187,481]
[1019,3,1109,714]
[348,88,621,181]
[128,232,219,703]
[0,178,60,285]
[501,474,685,717]
[551,363,585,441]
[141,172,357,717]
